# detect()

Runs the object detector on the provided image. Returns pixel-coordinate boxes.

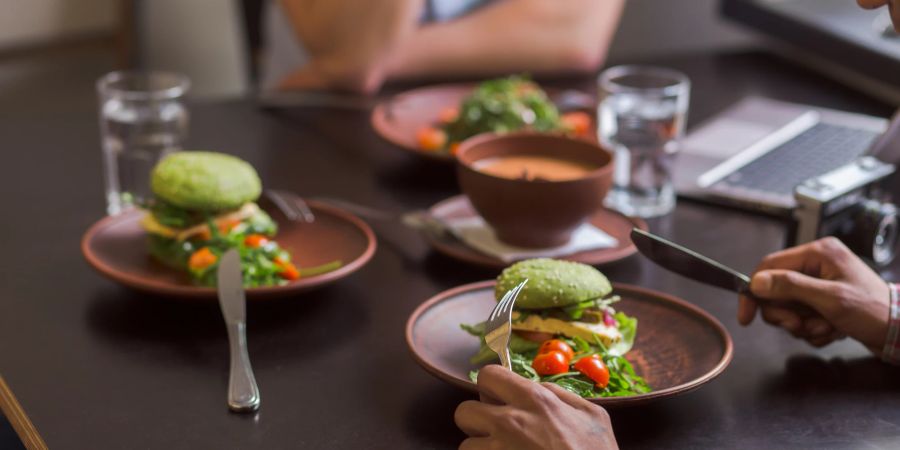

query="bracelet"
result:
[881,283,900,365]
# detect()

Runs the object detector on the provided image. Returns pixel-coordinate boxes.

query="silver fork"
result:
[266,189,316,223]
[311,196,456,241]
[484,280,528,370]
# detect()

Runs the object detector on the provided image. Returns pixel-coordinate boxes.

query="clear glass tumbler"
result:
[97,71,190,215]
[597,65,690,218]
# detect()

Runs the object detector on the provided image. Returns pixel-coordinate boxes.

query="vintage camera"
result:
[789,156,898,266]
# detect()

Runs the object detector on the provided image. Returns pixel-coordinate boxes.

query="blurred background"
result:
[0,0,756,103]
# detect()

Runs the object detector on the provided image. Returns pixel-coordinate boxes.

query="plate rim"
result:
[425,195,647,268]
[370,83,473,163]
[405,280,734,407]
[80,200,377,300]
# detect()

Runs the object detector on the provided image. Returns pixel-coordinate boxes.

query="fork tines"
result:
[266,189,316,223]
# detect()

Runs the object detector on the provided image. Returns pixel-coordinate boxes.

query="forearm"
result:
[386,0,624,81]
[279,0,422,92]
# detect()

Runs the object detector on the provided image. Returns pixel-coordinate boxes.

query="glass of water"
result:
[97,71,190,215]
[598,65,690,218]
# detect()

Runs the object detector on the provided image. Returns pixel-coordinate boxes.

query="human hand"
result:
[858,0,900,31]
[454,365,618,450]
[737,237,890,353]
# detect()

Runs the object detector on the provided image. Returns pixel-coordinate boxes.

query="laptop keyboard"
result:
[713,123,880,195]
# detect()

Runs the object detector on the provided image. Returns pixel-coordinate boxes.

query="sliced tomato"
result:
[532,351,569,376]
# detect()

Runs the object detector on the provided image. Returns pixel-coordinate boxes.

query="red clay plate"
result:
[406,280,733,407]
[370,84,595,163]
[426,195,646,268]
[81,201,376,299]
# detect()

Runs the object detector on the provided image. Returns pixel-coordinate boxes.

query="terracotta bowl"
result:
[455,132,614,248]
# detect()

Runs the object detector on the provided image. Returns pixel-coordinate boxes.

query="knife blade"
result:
[217,249,260,413]
[630,228,751,294]
[630,228,814,314]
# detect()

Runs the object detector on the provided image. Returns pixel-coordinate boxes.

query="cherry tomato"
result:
[515,330,556,343]
[574,355,610,388]
[416,126,447,151]
[561,111,592,136]
[438,106,459,124]
[188,247,217,271]
[274,257,300,281]
[538,339,575,361]
[244,234,269,248]
[531,351,569,376]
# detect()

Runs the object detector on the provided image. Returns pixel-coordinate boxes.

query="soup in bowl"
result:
[456,132,614,248]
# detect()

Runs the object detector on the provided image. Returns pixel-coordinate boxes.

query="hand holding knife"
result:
[630,228,814,315]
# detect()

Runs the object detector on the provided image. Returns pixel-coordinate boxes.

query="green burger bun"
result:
[495,258,612,309]
[151,151,261,212]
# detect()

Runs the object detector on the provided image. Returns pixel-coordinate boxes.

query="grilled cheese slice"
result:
[511,312,622,347]
[140,202,259,241]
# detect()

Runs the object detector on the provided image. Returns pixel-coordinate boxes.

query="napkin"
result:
[443,216,619,263]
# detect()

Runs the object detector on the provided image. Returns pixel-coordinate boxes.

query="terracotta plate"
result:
[371,84,594,163]
[426,195,646,268]
[81,201,377,299]
[406,281,733,407]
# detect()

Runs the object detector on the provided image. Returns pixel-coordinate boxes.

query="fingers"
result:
[476,365,538,408]
[459,437,494,450]
[750,269,842,317]
[454,400,498,437]
[805,331,845,348]
[759,305,803,334]
[802,316,834,338]
[479,392,502,405]
[737,295,758,326]
[754,237,853,276]
[858,0,888,8]
[890,2,900,31]
[541,382,596,411]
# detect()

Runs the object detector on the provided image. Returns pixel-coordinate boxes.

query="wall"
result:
[0,0,759,97]
[0,0,116,50]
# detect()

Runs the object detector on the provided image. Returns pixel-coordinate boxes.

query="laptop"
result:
[674,96,900,216]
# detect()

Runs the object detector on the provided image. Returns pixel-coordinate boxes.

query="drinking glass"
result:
[97,71,190,215]
[597,65,690,218]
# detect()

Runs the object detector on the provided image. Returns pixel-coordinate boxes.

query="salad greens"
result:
[416,75,592,154]
[462,311,650,398]
[443,75,565,145]
[145,202,341,288]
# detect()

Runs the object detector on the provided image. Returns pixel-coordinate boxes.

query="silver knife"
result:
[630,228,813,313]
[217,249,260,412]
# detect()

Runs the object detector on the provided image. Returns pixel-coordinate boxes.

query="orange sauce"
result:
[474,155,595,181]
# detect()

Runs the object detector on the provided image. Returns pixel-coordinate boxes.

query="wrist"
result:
[880,282,900,364]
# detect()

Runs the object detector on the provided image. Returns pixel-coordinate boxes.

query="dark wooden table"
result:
[2,50,900,450]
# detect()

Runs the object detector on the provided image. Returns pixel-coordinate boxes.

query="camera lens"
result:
[842,200,899,266]
[874,208,898,265]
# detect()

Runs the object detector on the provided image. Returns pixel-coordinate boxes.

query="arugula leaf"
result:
[462,322,540,365]
[608,312,637,356]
